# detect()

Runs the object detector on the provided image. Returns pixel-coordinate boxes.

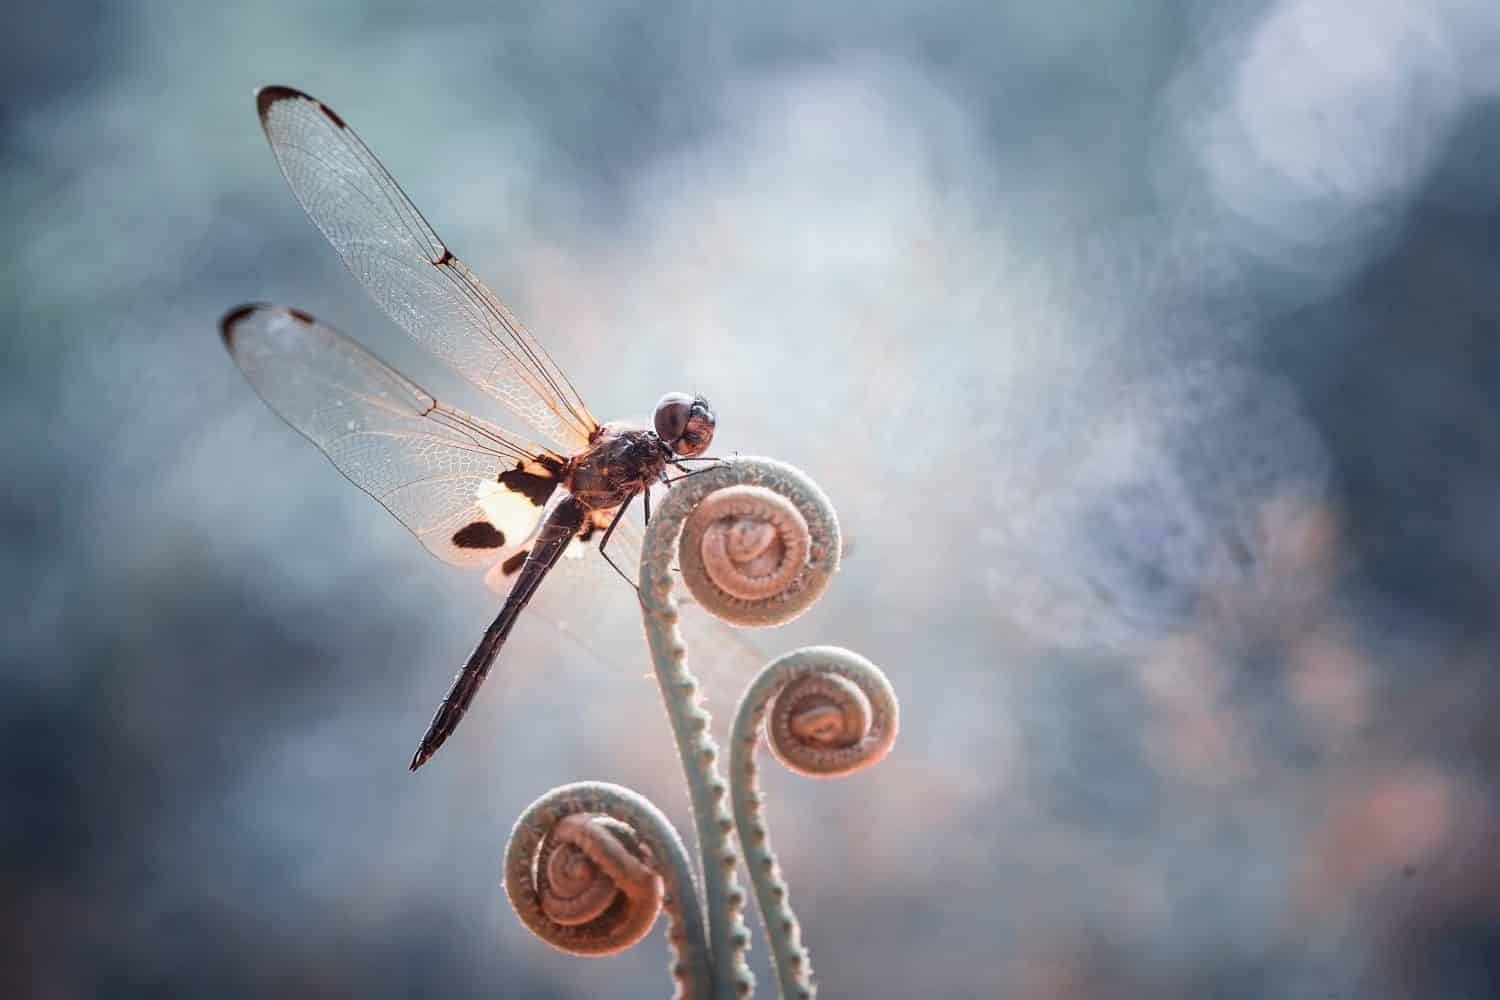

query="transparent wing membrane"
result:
[221,304,559,568]
[255,85,598,453]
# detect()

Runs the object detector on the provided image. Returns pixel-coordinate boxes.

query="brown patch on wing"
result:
[497,456,563,507]
[286,307,316,324]
[452,522,506,549]
[501,550,528,576]
[529,454,568,477]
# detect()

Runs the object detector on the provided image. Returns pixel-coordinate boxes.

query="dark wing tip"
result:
[219,303,263,347]
[255,84,346,128]
[254,84,310,119]
[220,304,319,348]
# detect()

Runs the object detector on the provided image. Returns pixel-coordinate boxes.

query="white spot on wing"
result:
[475,480,545,541]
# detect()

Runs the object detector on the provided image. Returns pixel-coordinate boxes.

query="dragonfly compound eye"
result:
[654,392,715,456]
[653,392,692,442]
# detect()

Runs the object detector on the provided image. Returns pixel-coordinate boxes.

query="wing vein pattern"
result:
[257,86,597,453]
[222,305,560,568]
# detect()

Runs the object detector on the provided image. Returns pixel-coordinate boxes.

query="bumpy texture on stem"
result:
[730,646,899,998]
[503,782,712,999]
[639,457,842,999]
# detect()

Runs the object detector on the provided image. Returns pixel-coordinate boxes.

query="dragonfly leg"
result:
[642,484,652,525]
[597,491,640,591]
[662,463,721,485]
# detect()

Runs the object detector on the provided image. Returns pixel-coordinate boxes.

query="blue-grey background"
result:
[5,2,1500,997]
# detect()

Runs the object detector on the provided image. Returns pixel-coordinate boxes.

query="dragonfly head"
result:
[653,392,716,457]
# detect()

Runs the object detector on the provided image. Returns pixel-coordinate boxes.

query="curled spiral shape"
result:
[504,783,712,997]
[730,646,899,998]
[767,670,887,778]
[690,485,809,603]
[675,463,841,628]
[536,814,659,931]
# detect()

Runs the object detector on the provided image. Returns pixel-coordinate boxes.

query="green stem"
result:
[639,461,757,999]
[729,647,899,999]
[639,456,846,999]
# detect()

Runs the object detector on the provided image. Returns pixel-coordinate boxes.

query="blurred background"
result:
[4,1,1500,996]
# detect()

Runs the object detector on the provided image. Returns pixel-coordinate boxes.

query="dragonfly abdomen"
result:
[409,496,588,770]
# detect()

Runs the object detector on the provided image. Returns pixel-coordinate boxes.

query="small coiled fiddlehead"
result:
[730,646,899,998]
[503,456,897,998]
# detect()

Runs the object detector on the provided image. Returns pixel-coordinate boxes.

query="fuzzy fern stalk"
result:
[728,645,898,998]
[502,457,900,998]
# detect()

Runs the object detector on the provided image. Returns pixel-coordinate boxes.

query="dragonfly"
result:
[222,86,720,771]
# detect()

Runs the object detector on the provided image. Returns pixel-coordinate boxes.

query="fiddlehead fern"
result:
[503,782,712,998]
[640,457,850,998]
[730,647,899,997]
[674,469,841,628]
[504,457,895,998]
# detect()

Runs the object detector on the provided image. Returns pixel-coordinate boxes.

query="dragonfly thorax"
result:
[565,424,672,510]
